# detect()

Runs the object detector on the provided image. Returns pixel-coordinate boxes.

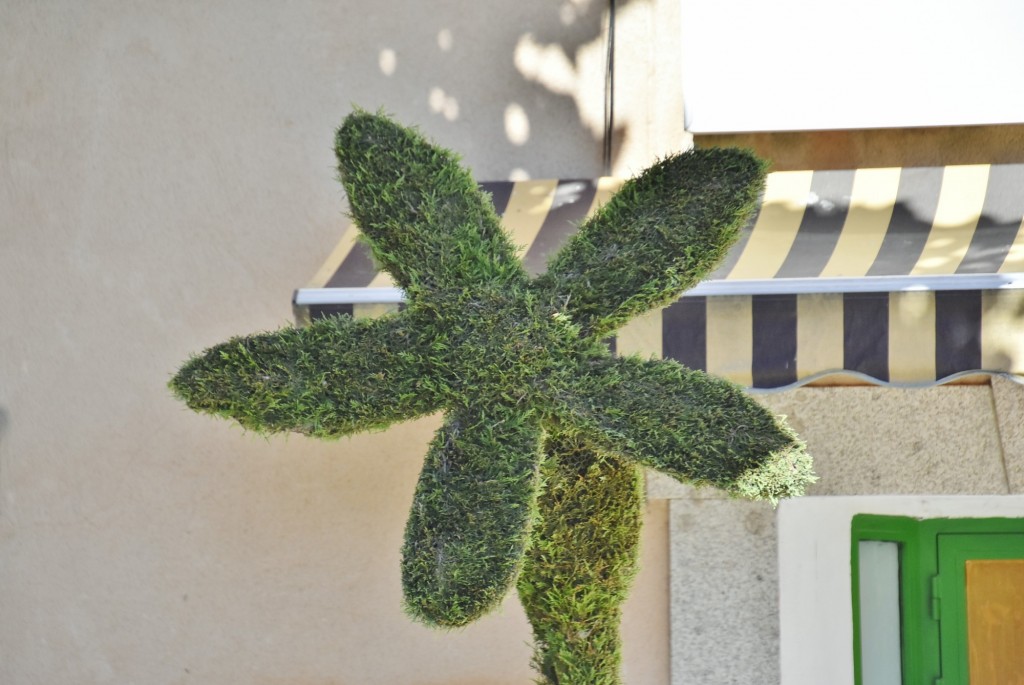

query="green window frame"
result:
[851,514,1024,685]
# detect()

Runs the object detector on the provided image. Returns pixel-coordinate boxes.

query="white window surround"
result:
[679,1,1024,133]
[777,495,1024,685]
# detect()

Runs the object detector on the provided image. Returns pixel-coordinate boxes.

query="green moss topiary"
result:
[169,109,814,682]
[518,434,643,685]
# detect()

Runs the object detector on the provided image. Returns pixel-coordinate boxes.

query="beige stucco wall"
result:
[0,2,681,683]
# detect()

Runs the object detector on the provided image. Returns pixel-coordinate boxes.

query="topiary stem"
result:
[518,434,643,685]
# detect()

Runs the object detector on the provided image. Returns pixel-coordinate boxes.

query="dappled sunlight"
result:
[726,171,814,280]
[513,31,605,140]
[762,171,815,212]
[353,0,667,178]
[504,103,530,146]
[817,168,900,277]
[819,207,894,277]
[559,0,596,25]
[552,180,592,208]
[378,48,397,76]
[914,246,970,272]
[437,28,453,52]
[428,86,459,121]
[514,34,578,97]
[912,164,989,274]
[500,179,558,256]
[355,0,669,178]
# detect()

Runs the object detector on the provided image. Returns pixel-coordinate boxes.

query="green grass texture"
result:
[170,109,814,683]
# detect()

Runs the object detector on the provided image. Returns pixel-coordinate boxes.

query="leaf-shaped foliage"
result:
[518,434,642,685]
[170,313,443,437]
[557,355,811,504]
[402,400,542,627]
[533,149,767,339]
[336,110,527,297]
[171,110,813,684]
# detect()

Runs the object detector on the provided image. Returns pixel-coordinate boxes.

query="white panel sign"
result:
[680,0,1024,132]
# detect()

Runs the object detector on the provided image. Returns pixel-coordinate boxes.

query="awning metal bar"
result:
[293,272,1024,307]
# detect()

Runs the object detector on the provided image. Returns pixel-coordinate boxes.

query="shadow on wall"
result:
[341,0,644,180]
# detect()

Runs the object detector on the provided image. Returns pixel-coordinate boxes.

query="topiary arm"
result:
[556,355,812,504]
[518,434,642,685]
[168,313,444,438]
[532,149,766,340]
[401,400,543,628]
[335,110,528,297]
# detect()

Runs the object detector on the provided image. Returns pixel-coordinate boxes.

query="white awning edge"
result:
[293,273,1024,307]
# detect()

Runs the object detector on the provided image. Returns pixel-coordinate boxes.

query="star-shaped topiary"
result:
[170,110,813,644]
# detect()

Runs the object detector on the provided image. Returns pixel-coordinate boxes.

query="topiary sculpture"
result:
[170,109,813,684]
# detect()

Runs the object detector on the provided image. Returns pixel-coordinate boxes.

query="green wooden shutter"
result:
[852,516,1024,685]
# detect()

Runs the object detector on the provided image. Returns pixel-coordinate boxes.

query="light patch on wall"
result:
[428,87,459,122]
[504,103,530,146]
[513,31,604,140]
[437,29,453,52]
[378,49,397,76]
[509,168,531,181]
[443,99,459,121]
[514,34,575,97]
[559,0,594,24]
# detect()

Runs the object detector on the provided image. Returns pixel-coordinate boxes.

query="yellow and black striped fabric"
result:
[295,166,1024,390]
[714,165,1024,279]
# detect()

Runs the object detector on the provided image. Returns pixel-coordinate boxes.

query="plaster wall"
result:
[0,2,678,683]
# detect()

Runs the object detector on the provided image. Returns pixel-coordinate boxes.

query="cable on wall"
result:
[603,0,616,176]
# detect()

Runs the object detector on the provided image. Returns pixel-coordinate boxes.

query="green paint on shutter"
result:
[851,515,1024,685]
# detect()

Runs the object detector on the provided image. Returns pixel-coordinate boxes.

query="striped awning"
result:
[294,165,1024,390]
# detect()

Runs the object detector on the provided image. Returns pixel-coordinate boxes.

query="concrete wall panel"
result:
[761,385,1009,496]
[991,375,1024,493]
[650,385,1011,500]
[669,498,779,685]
